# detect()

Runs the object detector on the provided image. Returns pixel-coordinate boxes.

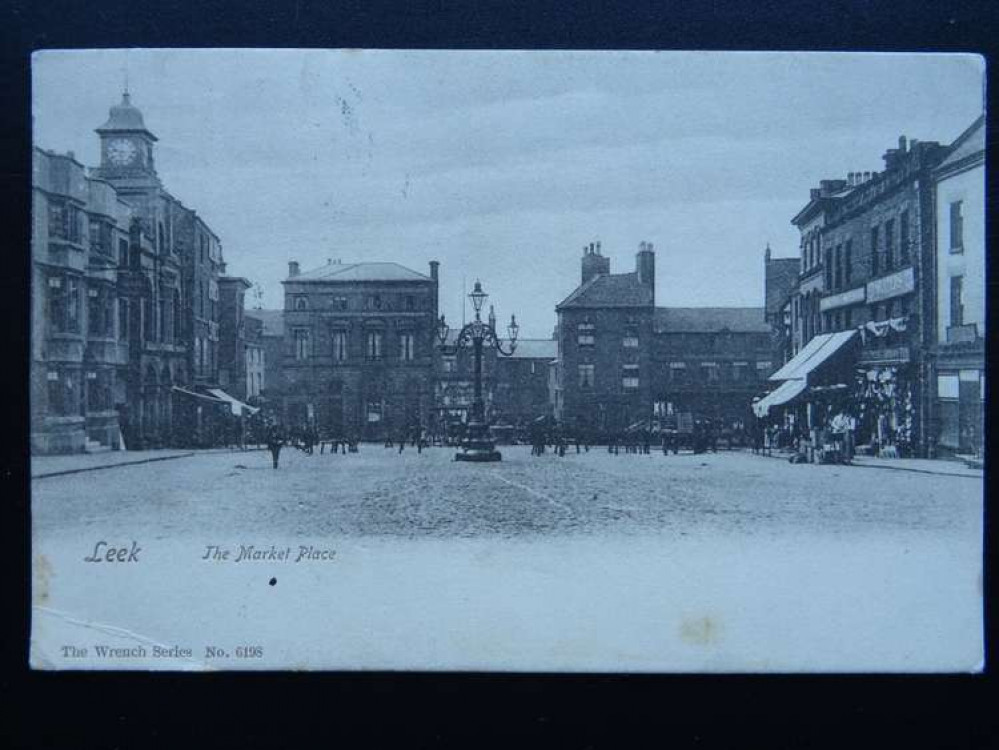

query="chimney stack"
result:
[429,260,439,282]
[288,261,300,278]
[899,135,907,152]
[636,240,655,304]
[581,239,610,284]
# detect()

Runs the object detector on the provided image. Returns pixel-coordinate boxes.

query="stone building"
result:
[555,241,770,434]
[32,90,240,452]
[281,259,440,440]
[245,309,284,406]
[31,148,133,453]
[932,115,985,457]
[244,314,265,402]
[218,273,253,400]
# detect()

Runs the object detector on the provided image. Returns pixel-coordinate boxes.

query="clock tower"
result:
[93,91,160,190]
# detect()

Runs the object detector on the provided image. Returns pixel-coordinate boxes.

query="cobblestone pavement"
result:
[33,445,982,541]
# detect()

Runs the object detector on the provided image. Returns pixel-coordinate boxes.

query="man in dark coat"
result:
[266,425,285,469]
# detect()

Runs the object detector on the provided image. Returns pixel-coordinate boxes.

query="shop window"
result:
[949,201,964,253]
[578,364,594,388]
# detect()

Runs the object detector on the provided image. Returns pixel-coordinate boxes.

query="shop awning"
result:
[207,388,260,417]
[172,385,228,405]
[768,330,857,382]
[752,378,807,418]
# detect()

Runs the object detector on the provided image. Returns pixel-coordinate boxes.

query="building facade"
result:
[653,307,773,427]
[32,90,242,453]
[281,259,440,440]
[555,242,656,433]
[782,135,947,457]
[31,148,133,453]
[555,241,770,435]
[932,116,985,457]
[218,273,253,400]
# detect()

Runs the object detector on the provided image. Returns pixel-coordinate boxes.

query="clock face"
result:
[107,138,138,166]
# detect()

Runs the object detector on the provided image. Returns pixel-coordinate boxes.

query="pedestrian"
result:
[266,425,285,469]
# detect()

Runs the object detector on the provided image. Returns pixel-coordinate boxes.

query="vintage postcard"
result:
[30,49,984,671]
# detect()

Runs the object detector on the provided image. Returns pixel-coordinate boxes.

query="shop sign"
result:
[819,286,866,312]
[859,346,910,365]
[866,267,915,303]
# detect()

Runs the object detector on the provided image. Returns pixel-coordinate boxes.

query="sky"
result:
[33,50,984,338]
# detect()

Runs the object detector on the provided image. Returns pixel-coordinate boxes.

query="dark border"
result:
[3,1,997,748]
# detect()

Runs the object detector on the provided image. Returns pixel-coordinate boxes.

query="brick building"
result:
[763,244,801,367]
[492,338,558,426]
[555,241,770,435]
[555,242,656,433]
[281,259,440,440]
[653,307,773,426]
[774,135,948,457]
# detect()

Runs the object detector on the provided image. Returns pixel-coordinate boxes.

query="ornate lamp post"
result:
[437,280,519,462]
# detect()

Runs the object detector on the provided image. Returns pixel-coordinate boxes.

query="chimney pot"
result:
[596,241,601,254]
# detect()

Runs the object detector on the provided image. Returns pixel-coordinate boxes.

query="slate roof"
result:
[556,273,653,309]
[290,261,431,283]
[654,307,769,334]
[508,339,557,360]
[246,309,284,337]
[936,115,985,174]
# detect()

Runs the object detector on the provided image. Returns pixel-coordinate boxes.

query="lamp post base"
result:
[454,420,502,462]
[454,448,502,462]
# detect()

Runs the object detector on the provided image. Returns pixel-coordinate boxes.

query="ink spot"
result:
[269,577,277,586]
